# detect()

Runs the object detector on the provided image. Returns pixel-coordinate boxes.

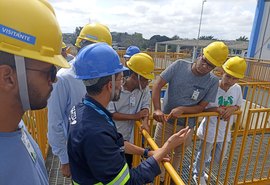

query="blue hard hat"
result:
[74,43,128,80]
[124,46,140,58]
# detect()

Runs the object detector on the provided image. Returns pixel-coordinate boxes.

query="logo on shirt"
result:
[218,96,233,106]
[69,106,77,125]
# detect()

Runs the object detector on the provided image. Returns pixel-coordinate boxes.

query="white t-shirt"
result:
[197,83,243,143]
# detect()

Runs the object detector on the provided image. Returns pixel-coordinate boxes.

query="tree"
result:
[236,36,248,41]
[199,35,215,40]
[171,35,180,40]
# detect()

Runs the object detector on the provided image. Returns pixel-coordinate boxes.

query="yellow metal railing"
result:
[134,109,270,185]
[133,121,185,185]
[235,108,270,185]
[22,108,49,160]
[238,82,270,131]
[244,58,270,82]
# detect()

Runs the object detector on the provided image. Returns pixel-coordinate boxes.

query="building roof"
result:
[156,39,249,50]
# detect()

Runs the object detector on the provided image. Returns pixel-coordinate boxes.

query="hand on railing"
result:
[134,109,149,120]
[140,118,150,133]
[153,109,166,123]
[166,107,184,121]
[149,149,171,162]
[219,106,239,121]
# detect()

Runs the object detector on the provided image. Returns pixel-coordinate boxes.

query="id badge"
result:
[191,89,200,101]
[130,95,136,107]
[21,128,37,163]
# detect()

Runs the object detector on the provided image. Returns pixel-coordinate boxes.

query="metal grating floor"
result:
[46,134,270,185]
[45,148,71,185]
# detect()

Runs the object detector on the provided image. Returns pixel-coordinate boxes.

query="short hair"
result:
[0,51,15,66]
[85,73,121,96]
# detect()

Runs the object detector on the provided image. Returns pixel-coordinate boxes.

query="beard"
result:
[29,86,53,110]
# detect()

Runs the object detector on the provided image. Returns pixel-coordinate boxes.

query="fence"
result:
[22,108,49,160]
[133,109,270,185]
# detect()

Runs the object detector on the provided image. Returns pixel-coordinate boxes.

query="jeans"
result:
[193,140,228,177]
[154,122,194,181]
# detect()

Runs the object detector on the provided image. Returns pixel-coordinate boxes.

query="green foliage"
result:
[236,36,248,41]
[62,27,177,50]
[199,35,215,40]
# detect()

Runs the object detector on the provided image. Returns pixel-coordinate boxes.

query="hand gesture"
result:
[166,126,191,150]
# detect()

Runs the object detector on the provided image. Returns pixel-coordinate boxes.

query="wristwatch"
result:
[143,148,150,158]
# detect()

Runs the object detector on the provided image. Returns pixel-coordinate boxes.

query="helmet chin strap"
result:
[14,55,31,111]
[138,74,142,91]
[110,74,115,101]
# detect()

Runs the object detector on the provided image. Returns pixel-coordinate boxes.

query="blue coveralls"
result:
[68,95,161,185]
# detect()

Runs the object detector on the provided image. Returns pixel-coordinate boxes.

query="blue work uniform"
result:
[68,95,161,185]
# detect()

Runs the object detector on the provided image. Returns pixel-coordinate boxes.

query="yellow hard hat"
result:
[126,53,154,80]
[75,23,112,47]
[222,56,247,79]
[75,38,82,48]
[62,42,67,49]
[203,41,229,67]
[0,0,70,68]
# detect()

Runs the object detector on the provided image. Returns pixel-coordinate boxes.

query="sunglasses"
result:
[26,65,57,82]
[200,56,215,69]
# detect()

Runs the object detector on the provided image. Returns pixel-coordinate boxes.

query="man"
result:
[123,45,140,76]
[124,46,140,61]
[152,41,229,181]
[61,42,75,62]
[47,23,112,177]
[68,42,191,185]
[0,0,70,184]
[108,53,154,168]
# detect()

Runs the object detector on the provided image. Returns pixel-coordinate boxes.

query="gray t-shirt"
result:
[107,87,151,142]
[161,59,219,127]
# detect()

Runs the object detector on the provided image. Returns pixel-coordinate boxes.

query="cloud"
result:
[48,0,257,40]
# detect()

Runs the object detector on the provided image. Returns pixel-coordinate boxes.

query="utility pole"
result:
[192,0,207,62]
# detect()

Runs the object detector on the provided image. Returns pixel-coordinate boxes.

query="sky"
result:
[48,0,257,40]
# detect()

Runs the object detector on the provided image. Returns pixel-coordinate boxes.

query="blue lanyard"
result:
[83,99,115,127]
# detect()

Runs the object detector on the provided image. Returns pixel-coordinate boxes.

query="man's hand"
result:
[221,106,238,121]
[166,107,184,121]
[153,109,166,122]
[134,109,149,120]
[141,119,150,133]
[61,163,71,178]
[166,126,191,150]
[150,149,170,162]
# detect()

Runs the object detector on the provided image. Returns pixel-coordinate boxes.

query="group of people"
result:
[0,0,247,185]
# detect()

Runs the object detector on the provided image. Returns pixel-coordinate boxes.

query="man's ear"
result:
[105,80,112,91]
[0,65,16,91]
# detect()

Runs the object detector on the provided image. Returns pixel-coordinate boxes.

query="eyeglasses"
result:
[200,56,215,69]
[115,76,126,84]
[26,65,57,82]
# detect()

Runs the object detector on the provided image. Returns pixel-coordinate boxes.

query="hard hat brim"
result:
[222,66,244,79]
[123,54,131,58]
[0,46,70,68]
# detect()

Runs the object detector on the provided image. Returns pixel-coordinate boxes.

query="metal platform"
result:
[46,148,71,185]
